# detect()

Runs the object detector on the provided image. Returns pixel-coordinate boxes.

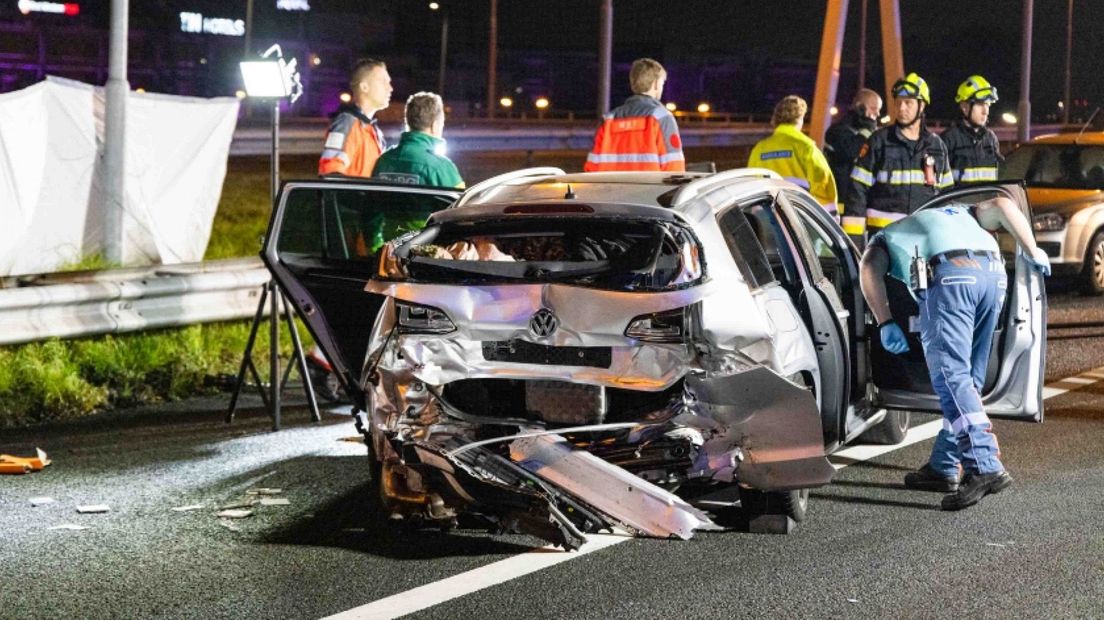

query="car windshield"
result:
[391,217,703,291]
[1001,144,1104,189]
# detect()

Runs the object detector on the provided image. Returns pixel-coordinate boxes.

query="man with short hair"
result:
[824,88,882,207]
[318,58,393,177]
[373,91,464,188]
[844,73,953,248]
[942,75,1003,186]
[748,95,838,215]
[584,58,685,172]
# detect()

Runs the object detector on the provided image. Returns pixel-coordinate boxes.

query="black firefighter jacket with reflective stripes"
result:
[843,124,952,235]
[823,111,877,201]
[941,119,1002,185]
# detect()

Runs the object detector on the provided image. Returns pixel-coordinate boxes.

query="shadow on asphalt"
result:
[256,460,540,560]
[810,491,941,511]
[828,479,911,491]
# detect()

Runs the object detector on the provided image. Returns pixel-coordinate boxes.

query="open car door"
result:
[263,180,460,411]
[870,183,1046,422]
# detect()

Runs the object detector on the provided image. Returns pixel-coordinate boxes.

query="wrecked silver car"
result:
[266,171,1047,549]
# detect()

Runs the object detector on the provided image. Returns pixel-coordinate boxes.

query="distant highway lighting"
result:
[135,88,146,93]
[880,115,891,124]
[535,97,550,110]
[311,55,322,66]
[665,102,677,112]
[1058,101,1065,109]
[235,90,247,99]
[429,2,440,9]
[830,105,839,116]
[339,92,352,103]
[1002,112,1018,124]
[500,97,513,108]
[697,102,711,114]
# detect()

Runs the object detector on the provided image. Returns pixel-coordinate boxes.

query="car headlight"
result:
[396,301,455,334]
[625,308,686,343]
[1032,213,1066,232]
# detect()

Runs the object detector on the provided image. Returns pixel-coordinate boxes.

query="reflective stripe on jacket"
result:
[372,131,466,189]
[585,95,685,172]
[318,108,387,177]
[749,123,839,214]
[941,119,1002,186]
[843,124,952,236]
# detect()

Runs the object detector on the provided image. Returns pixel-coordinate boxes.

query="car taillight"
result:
[625,307,685,343]
[396,301,455,334]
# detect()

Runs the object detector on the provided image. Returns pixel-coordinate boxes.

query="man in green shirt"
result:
[373,91,465,189]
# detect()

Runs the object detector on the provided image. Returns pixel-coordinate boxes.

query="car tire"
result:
[1080,230,1104,296]
[859,409,910,445]
[739,487,809,523]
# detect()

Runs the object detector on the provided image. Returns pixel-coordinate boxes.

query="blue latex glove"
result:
[1027,247,1052,276]
[880,321,910,354]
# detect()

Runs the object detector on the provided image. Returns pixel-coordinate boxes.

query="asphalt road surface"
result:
[2,287,1102,620]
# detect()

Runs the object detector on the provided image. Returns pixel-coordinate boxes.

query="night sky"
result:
[2,1,1098,118]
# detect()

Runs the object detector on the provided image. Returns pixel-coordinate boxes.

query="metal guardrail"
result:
[230,118,1067,157]
[0,258,271,346]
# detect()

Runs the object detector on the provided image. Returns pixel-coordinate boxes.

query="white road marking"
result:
[322,533,628,620]
[326,367,1102,620]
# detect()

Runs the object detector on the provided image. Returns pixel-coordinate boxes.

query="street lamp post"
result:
[103,0,129,265]
[1018,0,1033,143]
[431,3,449,98]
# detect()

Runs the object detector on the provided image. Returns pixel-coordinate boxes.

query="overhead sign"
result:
[276,0,310,10]
[179,11,245,37]
[18,0,80,15]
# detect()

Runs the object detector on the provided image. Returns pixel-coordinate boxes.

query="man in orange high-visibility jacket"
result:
[585,58,685,172]
[318,58,393,177]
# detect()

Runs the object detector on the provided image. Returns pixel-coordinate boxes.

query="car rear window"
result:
[1002,144,1104,189]
[390,217,704,291]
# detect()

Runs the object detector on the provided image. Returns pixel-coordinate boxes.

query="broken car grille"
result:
[481,340,612,369]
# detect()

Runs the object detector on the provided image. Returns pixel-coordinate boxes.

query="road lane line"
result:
[327,368,1098,619]
[321,534,628,620]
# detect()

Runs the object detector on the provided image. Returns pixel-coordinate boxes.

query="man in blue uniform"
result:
[859,197,1051,510]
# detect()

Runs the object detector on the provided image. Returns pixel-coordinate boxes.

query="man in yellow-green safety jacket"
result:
[748,95,839,217]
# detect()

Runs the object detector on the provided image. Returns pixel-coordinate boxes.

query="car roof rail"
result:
[670,167,783,207]
[454,167,566,208]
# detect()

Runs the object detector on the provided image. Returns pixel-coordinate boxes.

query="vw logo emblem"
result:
[529,308,559,338]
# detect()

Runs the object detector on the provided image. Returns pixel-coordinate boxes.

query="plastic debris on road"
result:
[0,448,51,475]
[219,499,258,510]
[171,504,207,512]
[76,504,111,514]
[245,488,283,496]
[30,497,55,506]
[217,509,254,519]
[48,524,89,531]
[259,498,290,506]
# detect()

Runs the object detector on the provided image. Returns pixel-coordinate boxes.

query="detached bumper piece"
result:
[405,433,718,550]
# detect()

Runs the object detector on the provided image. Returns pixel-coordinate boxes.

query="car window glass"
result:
[1002,144,1104,189]
[716,199,801,288]
[277,187,453,262]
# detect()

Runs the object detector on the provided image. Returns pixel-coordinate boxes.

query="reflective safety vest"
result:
[843,124,952,237]
[585,95,685,172]
[748,123,839,215]
[941,119,1002,186]
[318,107,387,177]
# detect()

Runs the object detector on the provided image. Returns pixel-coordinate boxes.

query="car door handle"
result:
[836,310,850,320]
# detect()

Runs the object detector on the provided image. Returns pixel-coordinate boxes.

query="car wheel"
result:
[739,487,810,523]
[1081,230,1104,296]
[859,409,910,445]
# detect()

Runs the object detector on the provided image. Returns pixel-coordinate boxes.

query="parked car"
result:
[264,170,1046,550]
[1001,131,1104,294]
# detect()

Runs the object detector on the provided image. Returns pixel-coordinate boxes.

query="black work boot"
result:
[904,464,960,493]
[941,471,1013,511]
